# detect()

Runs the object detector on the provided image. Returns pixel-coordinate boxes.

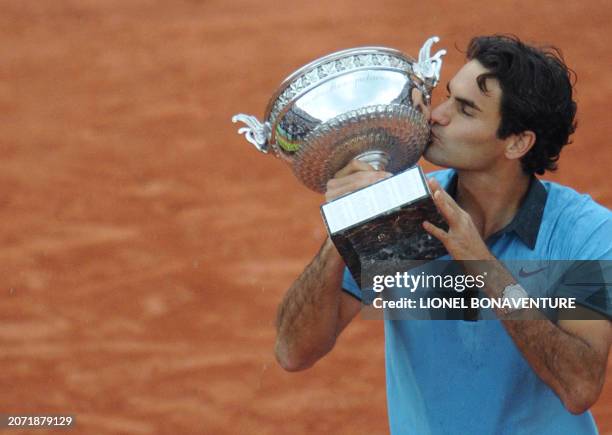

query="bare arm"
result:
[275,160,390,371]
[507,315,611,415]
[274,238,361,371]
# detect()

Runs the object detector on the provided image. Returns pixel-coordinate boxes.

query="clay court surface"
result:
[0,1,610,434]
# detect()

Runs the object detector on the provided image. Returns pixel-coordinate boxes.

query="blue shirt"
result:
[342,169,612,435]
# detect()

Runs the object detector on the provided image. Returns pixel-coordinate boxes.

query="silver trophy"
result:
[232,36,446,193]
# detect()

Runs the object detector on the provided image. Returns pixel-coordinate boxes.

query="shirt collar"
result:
[444,172,548,250]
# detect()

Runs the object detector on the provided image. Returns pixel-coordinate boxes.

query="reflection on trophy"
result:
[232,36,446,193]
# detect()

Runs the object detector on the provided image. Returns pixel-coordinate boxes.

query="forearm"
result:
[502,313,607,414]
[468,260,608,414]
[275,238,346,371]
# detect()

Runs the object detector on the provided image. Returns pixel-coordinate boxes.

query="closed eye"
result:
[445,93,474,117]
[458,103,474,117]
[446,82,481,117]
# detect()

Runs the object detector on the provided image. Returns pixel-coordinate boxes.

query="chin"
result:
[424,139,457,168]
[423,145,444,166]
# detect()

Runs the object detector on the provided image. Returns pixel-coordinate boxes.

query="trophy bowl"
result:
[232,36,446,193]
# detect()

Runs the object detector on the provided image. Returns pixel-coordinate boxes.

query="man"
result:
[274,35,611,434]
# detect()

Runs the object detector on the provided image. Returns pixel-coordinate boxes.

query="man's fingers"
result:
[325,170,391,202]
[423,220,448,243]
[334,159,376,178]
[432,189,458,224]
[328,170,390,191]
[427,177,442,193]
[428,178,462,225]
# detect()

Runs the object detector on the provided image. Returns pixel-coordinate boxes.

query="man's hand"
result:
[325,160,391,202]
[422,178,492,261]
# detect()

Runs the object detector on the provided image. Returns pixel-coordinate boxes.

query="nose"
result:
[430,100,450,126]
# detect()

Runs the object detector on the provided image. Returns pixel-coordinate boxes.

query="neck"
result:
[455,164,531,240]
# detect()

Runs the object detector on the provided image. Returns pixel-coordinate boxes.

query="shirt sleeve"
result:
[556,204,612,319]
[568,196,612,261]
[342,267,363,301]
[552,260,611,319]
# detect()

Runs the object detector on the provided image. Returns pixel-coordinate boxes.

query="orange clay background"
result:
[0,1,610,434]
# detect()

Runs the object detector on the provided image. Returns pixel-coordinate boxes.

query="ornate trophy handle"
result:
[412,36,447,102]
[232,114,272,153]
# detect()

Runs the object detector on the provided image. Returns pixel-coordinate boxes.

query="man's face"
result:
[424,60,507,171]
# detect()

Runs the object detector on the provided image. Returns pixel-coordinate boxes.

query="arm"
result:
[423,179,612,414]
[275,238,361,371]
[274,160,390,371]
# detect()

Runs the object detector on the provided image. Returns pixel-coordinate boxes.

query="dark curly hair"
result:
[466,35,577,175]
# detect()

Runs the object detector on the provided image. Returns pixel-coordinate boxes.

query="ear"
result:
[505,131,536,160]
